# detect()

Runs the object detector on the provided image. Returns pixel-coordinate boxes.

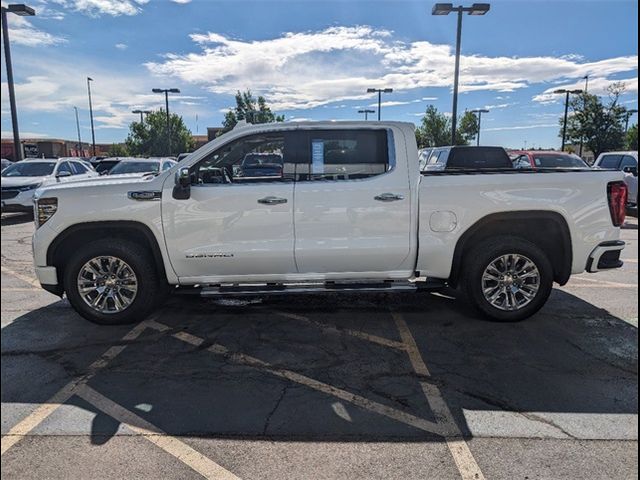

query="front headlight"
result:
[35,197,58,228]
[19,183,41,192]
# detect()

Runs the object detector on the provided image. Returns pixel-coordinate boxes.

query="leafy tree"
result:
[561,83,627,158]
[220,90,284,134]
[125,109,195,156]
[415,105,478,148]
[107,143,129,157]
[626,124,638,151]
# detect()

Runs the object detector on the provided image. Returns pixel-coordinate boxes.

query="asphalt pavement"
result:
[1,212,637,480]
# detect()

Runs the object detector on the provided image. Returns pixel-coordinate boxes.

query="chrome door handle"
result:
[374,193,404,202]
[258,196,288,205]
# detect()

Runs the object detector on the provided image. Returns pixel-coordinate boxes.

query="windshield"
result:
[533,154,588,168]
[1,162,56,177]
[109,161,159,175]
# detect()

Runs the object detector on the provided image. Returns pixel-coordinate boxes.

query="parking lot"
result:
[1,213,637,479]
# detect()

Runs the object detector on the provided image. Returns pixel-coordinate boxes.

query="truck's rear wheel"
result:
[462,236,553,322]
[64,239,161,325]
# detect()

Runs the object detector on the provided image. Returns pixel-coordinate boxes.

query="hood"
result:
[35,173,162,196]
[1,176,48,188]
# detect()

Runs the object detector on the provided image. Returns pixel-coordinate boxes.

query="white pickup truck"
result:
[31,121,628,325]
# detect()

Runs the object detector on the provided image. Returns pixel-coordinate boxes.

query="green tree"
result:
[107,143,129,157]
[626,124,638,151]
[220,90,284,134]
[561,83,627,159]
[125,109,195,156]
[415,105,478,148]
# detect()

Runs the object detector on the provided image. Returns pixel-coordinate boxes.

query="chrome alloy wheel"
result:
[76,256,138,314]
[481,254,540,311]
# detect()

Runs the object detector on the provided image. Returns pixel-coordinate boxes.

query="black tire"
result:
[462,236,553,322]
[63,239,162,325]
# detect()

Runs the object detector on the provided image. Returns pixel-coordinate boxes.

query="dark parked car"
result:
[92,158,122,175]
[236,153,283,178]
[422,146,512,172]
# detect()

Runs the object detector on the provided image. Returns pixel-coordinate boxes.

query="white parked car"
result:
[1,158,97,213]
[31,121,628,325]
[593,151,638,208]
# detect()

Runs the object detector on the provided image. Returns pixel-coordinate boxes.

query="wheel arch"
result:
[448,211,573,287]
[47,221,168,291]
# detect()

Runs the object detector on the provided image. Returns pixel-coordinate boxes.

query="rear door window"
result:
[295,129,390,181]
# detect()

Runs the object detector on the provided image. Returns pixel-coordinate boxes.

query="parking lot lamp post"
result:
[87,77,96,156]
[2,4,35,161]
[554,89,583,151]
[132,109,152,123]
[73,107,83,156]
[358,109,375,120]
[432,3,490,145]
[366,88,393,120]
[624,109,638,133]
[152,88,180,155]
[470,108,489,146]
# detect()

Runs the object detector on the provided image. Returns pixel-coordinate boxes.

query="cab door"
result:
[162,131,298,282]
[292,128,413,277]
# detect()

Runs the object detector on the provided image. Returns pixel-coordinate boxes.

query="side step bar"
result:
[174,279,446,297]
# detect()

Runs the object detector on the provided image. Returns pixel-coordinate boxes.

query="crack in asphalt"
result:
[262,384,290,435]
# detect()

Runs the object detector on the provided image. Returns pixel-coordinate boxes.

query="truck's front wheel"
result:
[463,236,553,322]
[64,239,162,325]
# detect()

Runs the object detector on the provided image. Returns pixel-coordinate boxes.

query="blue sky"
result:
[1,0,638,149]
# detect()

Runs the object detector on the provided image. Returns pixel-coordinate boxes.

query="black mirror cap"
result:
[623,166,638,176]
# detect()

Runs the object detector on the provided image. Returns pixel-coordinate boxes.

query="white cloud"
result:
[52,0,149,17]
[146,26,638,111]
[368,99,423,108]
[171,0,191,3]
[532,76,638,103]
[0,13,66,46]
[115,43,128,50]
[1,130,51,138]
[484,124,558,132]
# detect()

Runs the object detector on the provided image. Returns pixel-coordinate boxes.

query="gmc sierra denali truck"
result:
[31,121,628,325]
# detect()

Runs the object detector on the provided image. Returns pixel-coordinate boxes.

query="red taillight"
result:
[607,181,628,227]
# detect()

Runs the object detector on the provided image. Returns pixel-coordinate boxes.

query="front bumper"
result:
[586,240,625,273]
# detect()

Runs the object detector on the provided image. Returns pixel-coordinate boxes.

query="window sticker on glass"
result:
[311,139,324,174]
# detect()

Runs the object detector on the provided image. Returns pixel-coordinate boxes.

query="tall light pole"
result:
[73,106,83,157]
[358,109,375,121]
[132,109,152,123]
[624,109,638,133]
[152,88,180,155]
[87,77,96,156]
[554,89,583,151]
[2,4,36,161]
[366,88,393,120]
[578,75,589,157]
[470,108,489,146]
[432,3,490,145]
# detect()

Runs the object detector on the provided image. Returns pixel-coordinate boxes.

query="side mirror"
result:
[623,165,638,176]
[173,167,191,200]
[56,171,71,181]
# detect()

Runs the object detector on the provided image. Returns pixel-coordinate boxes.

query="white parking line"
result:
[145,319,447,437]
[1,265,40,289]
[273,310,407,350]
[570,276,637,288]
[76,385,241,480]
[392,312,486,480]
[1,319,150,455]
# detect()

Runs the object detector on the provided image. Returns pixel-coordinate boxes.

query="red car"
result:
[510,150,589,169]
